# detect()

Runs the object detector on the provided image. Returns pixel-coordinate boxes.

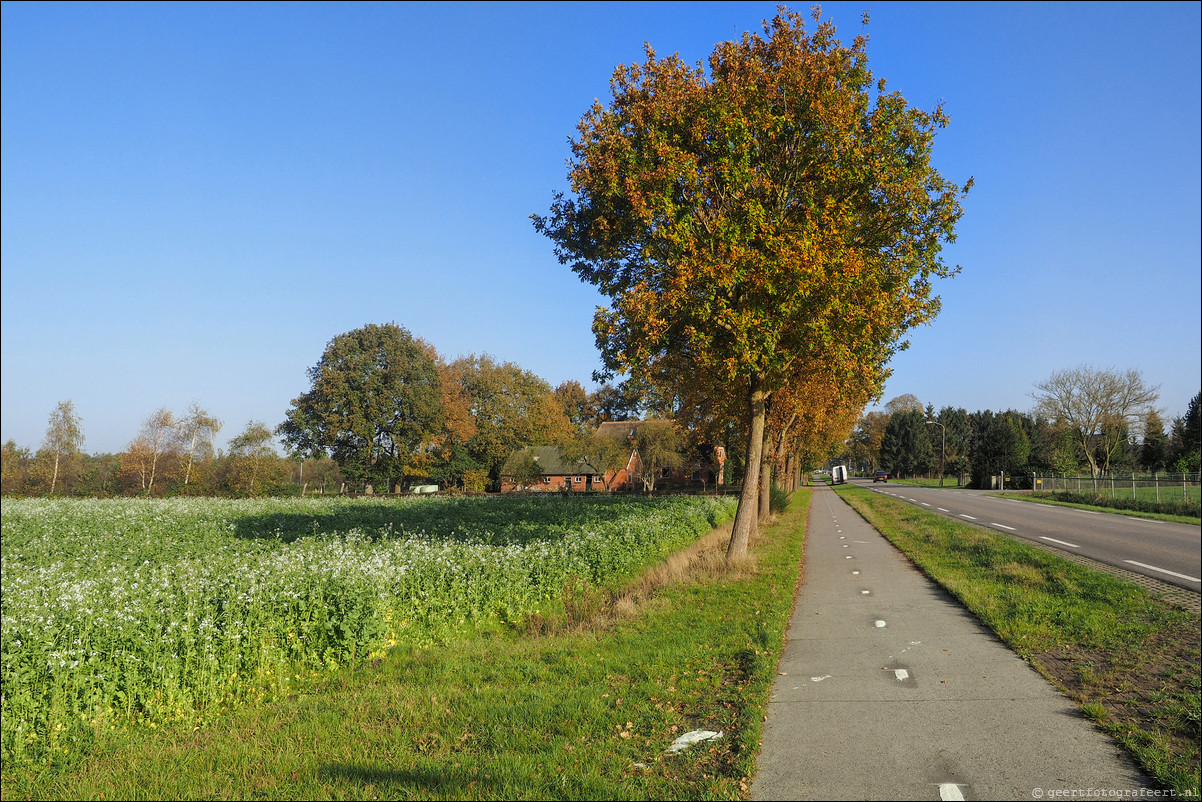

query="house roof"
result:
[502,445,600,477]
[595,420,637,441]
[595,419,677,441]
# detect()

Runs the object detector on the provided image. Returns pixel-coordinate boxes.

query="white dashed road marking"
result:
[1040,536,1080,548]
[992,523,1017,531]
[1123,561,1201,583]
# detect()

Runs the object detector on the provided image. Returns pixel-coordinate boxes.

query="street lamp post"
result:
[926,420,946,487]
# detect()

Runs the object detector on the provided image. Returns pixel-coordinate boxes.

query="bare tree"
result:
[42,400,85,494]
[1031,365,1159,480]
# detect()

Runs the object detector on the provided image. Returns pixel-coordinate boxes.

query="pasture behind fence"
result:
[1032,472,1201,505]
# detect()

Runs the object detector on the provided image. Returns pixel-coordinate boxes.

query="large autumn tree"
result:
[534,8,970,557]
[278,323,443,491]
[440,355,573,489]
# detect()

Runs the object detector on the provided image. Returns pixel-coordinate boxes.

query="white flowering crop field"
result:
[0,493,735,763]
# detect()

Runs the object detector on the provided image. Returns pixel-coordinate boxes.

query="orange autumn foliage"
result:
[535,8,970,557]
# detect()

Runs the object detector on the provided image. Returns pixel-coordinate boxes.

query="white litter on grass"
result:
[666,729,724,754]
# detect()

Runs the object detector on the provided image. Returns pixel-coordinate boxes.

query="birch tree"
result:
[176,403,222,486]
[123,407,176,494]
[42,400,84,494]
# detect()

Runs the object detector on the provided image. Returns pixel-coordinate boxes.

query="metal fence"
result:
[1032,473,1201,504]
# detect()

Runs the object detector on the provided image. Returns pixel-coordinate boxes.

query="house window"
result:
[573,476,583,484]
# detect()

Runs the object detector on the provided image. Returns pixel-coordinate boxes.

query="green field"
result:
[0,494,737,767]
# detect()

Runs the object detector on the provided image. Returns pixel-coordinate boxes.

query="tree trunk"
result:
[759,429,773,523]
[50,451,60,494]
[760,409,797,519]
[727,375,768,561]
[184,432,199,485]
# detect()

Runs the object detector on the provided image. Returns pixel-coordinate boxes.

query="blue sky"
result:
[3,1,1199,455]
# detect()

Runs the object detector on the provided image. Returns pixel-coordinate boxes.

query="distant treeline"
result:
[839,386,1201,489]
[0,441,343,498]
[1,325,712,498]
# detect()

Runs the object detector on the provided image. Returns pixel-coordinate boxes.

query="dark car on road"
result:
[873,470,889,482]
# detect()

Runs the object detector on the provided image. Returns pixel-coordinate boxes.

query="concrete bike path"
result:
[750,483,1148,801]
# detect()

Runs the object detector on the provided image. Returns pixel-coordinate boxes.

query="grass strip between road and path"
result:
[834,484,1201,795]
[0,490,812,801]
[991,492,1201,526]
[882,476,1199,524]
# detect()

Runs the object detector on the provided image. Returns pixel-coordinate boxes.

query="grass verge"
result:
[834,484,1201,794]
[991,492,1201,526]
[883,477,965,488]
[0,491,811,801]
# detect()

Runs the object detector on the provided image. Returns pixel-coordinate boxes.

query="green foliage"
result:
[1140,409,1169,472]
[574,430,631,492]
[590,381,645,424]
[970,410,1030,487]
[633,419,684,491]
[879,409,933,478]
[1172,391,1202,472]
[278,323,444,491]
[425,445,485,491]
[443,355,573,489]
[500,448,545,489]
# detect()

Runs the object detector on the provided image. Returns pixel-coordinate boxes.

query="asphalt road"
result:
[853,479,1201,593]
